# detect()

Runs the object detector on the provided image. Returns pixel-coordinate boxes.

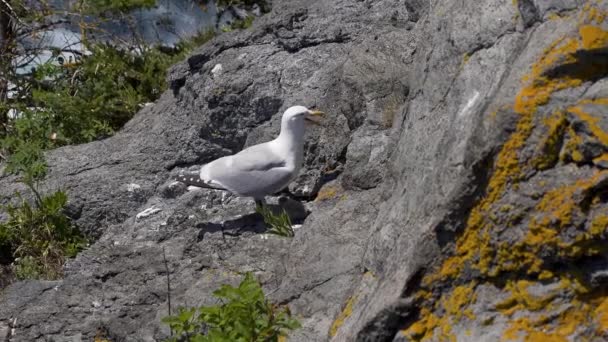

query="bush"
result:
[162,273,300,341]
[0,0,217,284]
[1,29,215,176]
[0,190,87,279]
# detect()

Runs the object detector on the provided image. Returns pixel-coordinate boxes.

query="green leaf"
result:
[161,272,300,341]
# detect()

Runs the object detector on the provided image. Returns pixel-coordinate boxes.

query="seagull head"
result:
[281,105,325,129]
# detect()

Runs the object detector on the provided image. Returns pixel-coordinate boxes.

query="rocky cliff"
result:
[1,0,608,341]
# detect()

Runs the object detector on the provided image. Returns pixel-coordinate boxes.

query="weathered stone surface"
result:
[1,0,608,341]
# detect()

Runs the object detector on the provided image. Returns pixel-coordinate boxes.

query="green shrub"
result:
[1,30,215,178]
[162,272,300,341]
[0,27,215,282]
[0,190,87,279]
[255,204,295,237]
[2,29,215,149]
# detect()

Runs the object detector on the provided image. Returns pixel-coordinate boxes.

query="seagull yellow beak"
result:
[305,110,325,125]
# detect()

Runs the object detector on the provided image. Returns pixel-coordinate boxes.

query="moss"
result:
[329,295,357,337]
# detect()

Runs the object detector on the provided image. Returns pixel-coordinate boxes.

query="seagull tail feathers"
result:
[175,172,227,191]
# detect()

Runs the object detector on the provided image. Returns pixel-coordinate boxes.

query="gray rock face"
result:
[1,0,608,341]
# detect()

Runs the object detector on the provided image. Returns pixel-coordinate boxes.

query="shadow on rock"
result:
[196,197,309,241]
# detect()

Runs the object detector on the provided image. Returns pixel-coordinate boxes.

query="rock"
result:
[1,0,608,341]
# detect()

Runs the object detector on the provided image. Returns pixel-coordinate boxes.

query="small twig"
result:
[0,0,28,28]
[162,247,173,336]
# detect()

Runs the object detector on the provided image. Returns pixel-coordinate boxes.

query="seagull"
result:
[176,106,324,207]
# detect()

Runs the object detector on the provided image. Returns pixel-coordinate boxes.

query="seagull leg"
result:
[255,198,267,210]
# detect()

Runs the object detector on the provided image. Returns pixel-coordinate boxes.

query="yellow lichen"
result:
[329,295,357,337]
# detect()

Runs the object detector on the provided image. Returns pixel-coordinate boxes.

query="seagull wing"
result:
[201,142,295,198]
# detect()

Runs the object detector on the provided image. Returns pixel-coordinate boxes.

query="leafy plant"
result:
[255,204,295,237]
[0,190,87,279]
[162,272,300,342]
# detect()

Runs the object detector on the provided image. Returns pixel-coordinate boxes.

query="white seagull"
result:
[176,106,324,206]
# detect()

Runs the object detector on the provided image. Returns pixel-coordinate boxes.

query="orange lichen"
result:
[579,25,608,49]
[401,308,440,341]
[594,153,608,165]
[432,23,608,282]
[581,2,607,24]
[590,215,608,236]
[561,126,585,162]
[406,6,608,341]
[502,316,569,342]
[538,270,554,280]
[586,4,606,23]
[402,285,477,341]
[568,104,608,146]
[329,295,357,337]
[555,306,586,336]
[595,298,608,331]
[495,280,558,316]
[532,111,567,170]
[442,284,477,320]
